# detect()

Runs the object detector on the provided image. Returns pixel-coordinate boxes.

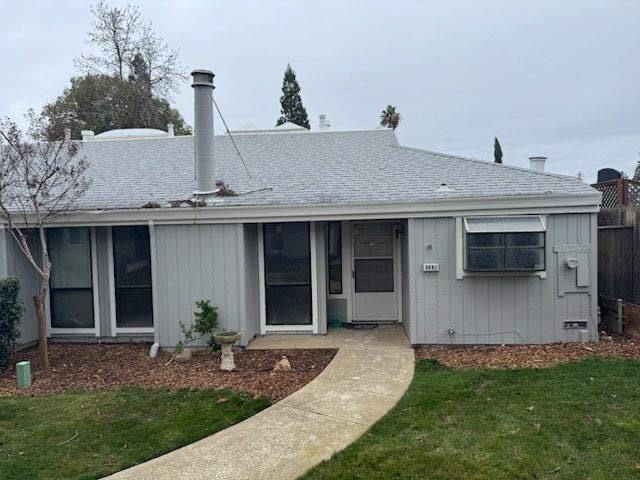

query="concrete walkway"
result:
[106,325,414,480]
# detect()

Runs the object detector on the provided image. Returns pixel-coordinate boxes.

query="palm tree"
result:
[379,105,401,130]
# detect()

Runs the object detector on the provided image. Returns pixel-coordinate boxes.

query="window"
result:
[112,226,153,328]
[48,228,94,329]
[352,222,395,292]
[464,216,546,272]
[327,221,342,294]
[264,222,312,326]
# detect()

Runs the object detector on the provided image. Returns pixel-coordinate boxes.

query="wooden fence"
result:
[598,206,640,336]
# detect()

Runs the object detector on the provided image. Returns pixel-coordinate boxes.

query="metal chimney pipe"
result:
[191,69,217,195]
[529,156,546,172]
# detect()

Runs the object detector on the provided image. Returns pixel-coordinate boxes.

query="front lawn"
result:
[0,387,269,480]
[301,358,640,480]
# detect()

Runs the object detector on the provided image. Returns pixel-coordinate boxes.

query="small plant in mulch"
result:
[167,300,220,365]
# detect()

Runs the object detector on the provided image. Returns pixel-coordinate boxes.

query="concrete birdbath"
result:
[213,331,241,371]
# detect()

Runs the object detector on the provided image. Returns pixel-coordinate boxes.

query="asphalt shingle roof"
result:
[75,129,596,211]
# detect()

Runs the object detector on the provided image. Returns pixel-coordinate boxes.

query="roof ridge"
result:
[77,128,395,143]
[391,144,586,183]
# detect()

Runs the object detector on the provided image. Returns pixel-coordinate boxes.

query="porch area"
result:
[247,323,410,350]
[256,219,408,339]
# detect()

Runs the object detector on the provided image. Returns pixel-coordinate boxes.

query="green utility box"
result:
[16,361,31,389]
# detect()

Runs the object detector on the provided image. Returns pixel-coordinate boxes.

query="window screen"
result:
[264,222,312,326]
[327,221,342,294]
[48,227,94,328]
[113,226,153,328]
[465,217,545,272]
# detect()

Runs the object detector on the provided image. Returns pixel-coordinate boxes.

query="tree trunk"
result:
[33,294,49,370]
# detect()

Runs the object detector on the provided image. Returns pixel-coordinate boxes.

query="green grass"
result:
[301,358,640,480]
[0,388,270,480]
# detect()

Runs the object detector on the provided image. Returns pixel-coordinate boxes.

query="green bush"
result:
[0,277,24,372]
[175,300,219,353]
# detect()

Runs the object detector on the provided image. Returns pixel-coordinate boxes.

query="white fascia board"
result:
[7,192,601,227]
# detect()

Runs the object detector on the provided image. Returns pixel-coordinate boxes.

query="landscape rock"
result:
[273,356,292,372]
[174,349,192,363]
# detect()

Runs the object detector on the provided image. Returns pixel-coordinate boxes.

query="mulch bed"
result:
[0,343,337,401]
[415,336,640,369]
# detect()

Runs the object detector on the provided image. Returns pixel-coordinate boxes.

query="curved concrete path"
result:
[107,325,414,480]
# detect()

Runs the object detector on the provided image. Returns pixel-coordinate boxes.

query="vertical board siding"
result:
[95,227,112,337]
[400,220,412,341]
[155,224,248,347]
[316,222,328,335]
[407,214,597,344]
[0,228,8,278]
[242,224,260,344]
[6,231,40,346]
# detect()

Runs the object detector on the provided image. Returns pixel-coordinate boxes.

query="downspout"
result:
[148,220,160,358]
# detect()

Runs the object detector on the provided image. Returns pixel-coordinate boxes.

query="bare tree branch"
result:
[0,111,90,369]
[74,1,186,95]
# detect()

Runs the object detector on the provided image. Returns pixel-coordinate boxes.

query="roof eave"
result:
[2,192,601,227]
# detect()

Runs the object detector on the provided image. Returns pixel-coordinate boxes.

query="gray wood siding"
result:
[400,220,413,340]
[154,224,249,347]
[316,222,328,335]
[241,224,260,343]
[407,214,598,344]
[95,227,113,337]
[0,228,8,278]
[5,231,40,346]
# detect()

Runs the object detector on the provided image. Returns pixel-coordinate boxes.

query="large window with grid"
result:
[464,216,546,272]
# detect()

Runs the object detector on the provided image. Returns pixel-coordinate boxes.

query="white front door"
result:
[351,221,399,321]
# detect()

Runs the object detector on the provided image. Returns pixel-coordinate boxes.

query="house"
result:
[0,70,602,352]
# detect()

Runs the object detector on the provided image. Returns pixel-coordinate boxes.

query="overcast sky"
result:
[1,0,639,181]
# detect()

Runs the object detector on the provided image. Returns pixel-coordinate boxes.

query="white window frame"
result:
[46,226,101,337]
[456,215,547,280]
[108,225,155,335]
[258,221,318,335]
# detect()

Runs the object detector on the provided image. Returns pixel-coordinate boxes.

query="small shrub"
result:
[175,300,219,353]
[0,277,24,372]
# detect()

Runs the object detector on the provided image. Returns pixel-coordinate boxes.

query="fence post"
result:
[616,179,625,206]
[617,298,624,335]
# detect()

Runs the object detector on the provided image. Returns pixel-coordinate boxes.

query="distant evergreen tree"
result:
[379,105,401,130]
[494,137,503,164]
[634,155,640,180]
[276,64,311,129]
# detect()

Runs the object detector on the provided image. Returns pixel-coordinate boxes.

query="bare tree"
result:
[74,1,186,95]
[0,112,90,369]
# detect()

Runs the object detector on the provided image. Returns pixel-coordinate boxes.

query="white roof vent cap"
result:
[437,183,454,193]
[319,114,331,131]
[529,156,546,172]
[81,130,95,141]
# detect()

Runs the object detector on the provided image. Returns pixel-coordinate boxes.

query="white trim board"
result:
[148,220,160,344]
